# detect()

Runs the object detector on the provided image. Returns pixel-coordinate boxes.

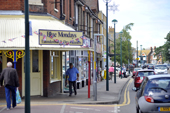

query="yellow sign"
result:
[136,58,139,60]
[39,30,83,46]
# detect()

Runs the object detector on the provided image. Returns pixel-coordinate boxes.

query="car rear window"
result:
[155,65,167,69]
[137,71,155,77]
[144,78,170,94]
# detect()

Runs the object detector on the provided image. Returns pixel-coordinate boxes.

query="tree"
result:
[155,32,170,63]
[111,23,134,65]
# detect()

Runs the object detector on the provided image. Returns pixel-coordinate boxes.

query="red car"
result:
[134,69,155,90]
[132,68,142,78]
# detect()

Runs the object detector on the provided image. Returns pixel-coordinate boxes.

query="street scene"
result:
[0,0,170,113]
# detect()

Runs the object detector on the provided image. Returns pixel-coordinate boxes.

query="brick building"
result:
[0,0,101,98]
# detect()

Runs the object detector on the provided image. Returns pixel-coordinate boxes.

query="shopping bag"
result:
[16,89,22,104]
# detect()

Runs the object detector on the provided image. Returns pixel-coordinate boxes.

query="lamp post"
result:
[119,31,123,79]
[25,0,30,113]
[105,0,110,91]
[128,39,130,75]
[112,19,118,83]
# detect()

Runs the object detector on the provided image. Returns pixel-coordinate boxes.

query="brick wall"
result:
[43,50,61,97]
[0,0,22,10]
[43,50,50,97]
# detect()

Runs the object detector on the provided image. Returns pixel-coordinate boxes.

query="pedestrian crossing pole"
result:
[88,51,91,98]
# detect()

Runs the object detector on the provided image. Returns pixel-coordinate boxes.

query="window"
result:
[69,0,71,18]
[32,50,39,72]
[0,52,2,73]
[63,0,65,14]
[50,51,60,81]
[54,0,59,11]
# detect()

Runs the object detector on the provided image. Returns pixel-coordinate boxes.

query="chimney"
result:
[109,26,114,33]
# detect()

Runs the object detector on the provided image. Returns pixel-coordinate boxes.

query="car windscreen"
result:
[137,71,155,77]
[155,65,167,70]
[144,78,170,94]
[134,68,141,71]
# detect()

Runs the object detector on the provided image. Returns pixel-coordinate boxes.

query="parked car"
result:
[136,74,170,113]
[154,64,169,74]
[134,69,155,90]
[147,63,154,69]
[132,68,142,78]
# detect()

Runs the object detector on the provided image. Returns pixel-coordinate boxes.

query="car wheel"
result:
[136,107,139,113]
[136,106,143,113]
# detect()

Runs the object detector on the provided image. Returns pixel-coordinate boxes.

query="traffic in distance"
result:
[130,63,170,113]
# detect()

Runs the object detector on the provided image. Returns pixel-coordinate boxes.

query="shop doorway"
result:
[22,50,42,96]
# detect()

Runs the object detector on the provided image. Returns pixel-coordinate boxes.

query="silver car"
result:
[136,75,170,113]
[154,64,169,74]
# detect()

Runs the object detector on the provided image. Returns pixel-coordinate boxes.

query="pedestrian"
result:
[65,63,79,96]
[123,66,126,78]
[0,62,19,110]
[109,66,114,80]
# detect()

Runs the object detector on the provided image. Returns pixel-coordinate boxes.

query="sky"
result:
[99,0,170,49]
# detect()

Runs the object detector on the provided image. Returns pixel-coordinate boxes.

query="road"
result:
[0,78,136,113]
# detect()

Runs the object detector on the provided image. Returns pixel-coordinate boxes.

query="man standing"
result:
[66,63,79,96]
[0,62,19,110]
[123,66,126,78]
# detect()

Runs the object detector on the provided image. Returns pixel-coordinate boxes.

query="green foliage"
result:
[111,23,134,65]
[154,32,170,62]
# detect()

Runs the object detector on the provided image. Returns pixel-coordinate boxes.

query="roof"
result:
[147,74,170,79]
[0,15,93,51]
[138,50,151,56]
[138,69,154,72]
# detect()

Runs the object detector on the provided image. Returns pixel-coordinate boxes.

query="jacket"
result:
[0,67,19,87]
[109,67,114,72]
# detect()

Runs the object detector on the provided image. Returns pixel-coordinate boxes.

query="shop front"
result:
[0,15,93,98]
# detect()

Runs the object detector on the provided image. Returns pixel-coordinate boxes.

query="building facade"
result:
[0,0,98,98]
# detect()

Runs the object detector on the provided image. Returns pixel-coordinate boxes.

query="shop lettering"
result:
[58,32,77,38]
[47,31,57,37]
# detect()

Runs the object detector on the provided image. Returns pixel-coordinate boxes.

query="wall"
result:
[43,50,61,97]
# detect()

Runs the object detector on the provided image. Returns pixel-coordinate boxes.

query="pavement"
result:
[0,76,131,112]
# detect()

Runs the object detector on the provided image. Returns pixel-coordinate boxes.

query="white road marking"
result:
[0,107,6,113]
[60,104,66,113]
[71,107,100,111]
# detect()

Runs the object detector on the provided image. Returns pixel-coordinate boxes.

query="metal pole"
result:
[13,50,17,69]
[120,35,122,79]
[137,41,138,67]
[25,0,30,113]
[128,40,130,75]
[114,23,116,83]
[93,36,97,101]
[106,1,109,91]
[88,51,91,98]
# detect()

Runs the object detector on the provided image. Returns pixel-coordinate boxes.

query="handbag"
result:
[16,88,22,104]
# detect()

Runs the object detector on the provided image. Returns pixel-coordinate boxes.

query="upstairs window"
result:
[63,0,65,14]
[69,0,72,18]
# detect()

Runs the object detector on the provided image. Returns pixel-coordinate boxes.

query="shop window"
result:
[70,57,75,66]
[69,0,72,19]
[0,53,2,73]
[32,50,39,72]
[70,51,74,56]
[50,51,60,81]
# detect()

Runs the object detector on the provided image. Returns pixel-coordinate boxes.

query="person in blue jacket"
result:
[65,63,79,96]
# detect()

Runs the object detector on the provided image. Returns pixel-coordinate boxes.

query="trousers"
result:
[5,85,16,109]
[69,81,77,95]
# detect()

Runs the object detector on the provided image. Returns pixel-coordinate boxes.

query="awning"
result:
[0,15,93,51]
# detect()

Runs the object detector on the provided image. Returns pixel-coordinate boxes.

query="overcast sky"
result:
[99,0,170,49]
